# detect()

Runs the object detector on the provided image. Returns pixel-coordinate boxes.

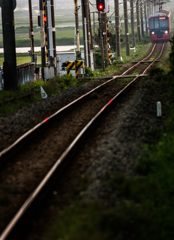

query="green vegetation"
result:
[0,75,77,117]
[0,9,82,50]
[41,41,174,239]
[93,40,152,77]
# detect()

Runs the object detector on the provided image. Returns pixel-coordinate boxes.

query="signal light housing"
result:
[107,32,111,37]
[96,0,105,12]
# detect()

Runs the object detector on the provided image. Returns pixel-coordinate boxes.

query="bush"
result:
[84,66,94,77]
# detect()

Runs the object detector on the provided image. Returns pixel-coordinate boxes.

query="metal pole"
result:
[130,0,136,48]
[84,17,89,67]
[28,0,35,62]
[136,0,141,42]
[123,0,130,56]
[115,0,121,60]
[88,7,93,50]
[140,0,144,38]
[47,0,54,65]
[93,12,96,68]
[85,0,91,68]
[99,12,105,71]
[81,0,87,66]
[39,0,46,79]
[144,0,148,35]
[74,0,80,53]
[51,0,57,75]
[102,13,108,57]
[44,0,49,65]
[1,0,17,90]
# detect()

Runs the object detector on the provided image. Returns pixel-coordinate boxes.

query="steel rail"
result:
[143,43,165,74]
[121,43,157,76]
[0,43,164,240]
[0,43,158,159]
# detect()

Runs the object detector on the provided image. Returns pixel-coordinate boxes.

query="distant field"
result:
[0,8,84,64]
[0,8,83,48]
[0,53,41,66]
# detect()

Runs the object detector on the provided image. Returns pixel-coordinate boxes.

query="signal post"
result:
[38,0,57,80]
[96,0,106,71]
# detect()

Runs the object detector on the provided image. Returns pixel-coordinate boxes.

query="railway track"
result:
[0,42,165,240]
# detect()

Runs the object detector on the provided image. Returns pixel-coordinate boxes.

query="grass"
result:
[0,8,82,48]
[0,75,78,117]
[93,40,152,77]
[0,53,41,66]
[0,26,83,48]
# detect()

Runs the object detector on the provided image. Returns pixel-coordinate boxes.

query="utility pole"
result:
[74,0,80,53]
[136,0,141,42]
[39,0,46,79]
[85,0,91,68]
[28,0,35,62]
[50,0,57,75]
[115,0,122,60]
[88,8,93,51]
[123,0,130,56]
[93,12,96,69]
[99,12,105,71]
[81,0,91,68]
[1,0,17,90]
[144,0,148,35]
[130,0,136,48]
[81,0,88,66]
[140,0,144,38]
[46,0,54,66]
[102,13,108,58]
[44,0,49,65]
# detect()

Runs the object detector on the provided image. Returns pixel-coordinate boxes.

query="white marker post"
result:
[157,101,162,117]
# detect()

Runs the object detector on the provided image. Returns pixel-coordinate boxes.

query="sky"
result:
[15,0,114,11]
[14,0,174,14]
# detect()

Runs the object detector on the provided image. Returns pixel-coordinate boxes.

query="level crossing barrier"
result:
[62,60,84,79]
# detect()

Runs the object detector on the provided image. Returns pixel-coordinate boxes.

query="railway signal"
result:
[107,32,111,37]
[96,0,105,12]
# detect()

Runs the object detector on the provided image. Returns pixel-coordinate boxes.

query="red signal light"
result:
[98,4,104,10]
[43,16,47,22]
[96,0,105,12]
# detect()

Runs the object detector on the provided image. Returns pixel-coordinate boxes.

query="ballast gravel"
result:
[77,80,165,204]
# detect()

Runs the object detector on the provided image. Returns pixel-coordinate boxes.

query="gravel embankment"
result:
[77,78,165,204]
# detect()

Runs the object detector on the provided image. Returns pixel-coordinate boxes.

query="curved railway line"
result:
[0,42,166,240]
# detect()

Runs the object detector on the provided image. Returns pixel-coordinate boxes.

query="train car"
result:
[149,10,171,42]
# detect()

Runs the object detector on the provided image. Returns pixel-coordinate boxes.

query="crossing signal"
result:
[107,32,111,37]
[96,0,105,12]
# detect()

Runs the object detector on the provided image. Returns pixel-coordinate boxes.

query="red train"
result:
[149,10,171,42]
